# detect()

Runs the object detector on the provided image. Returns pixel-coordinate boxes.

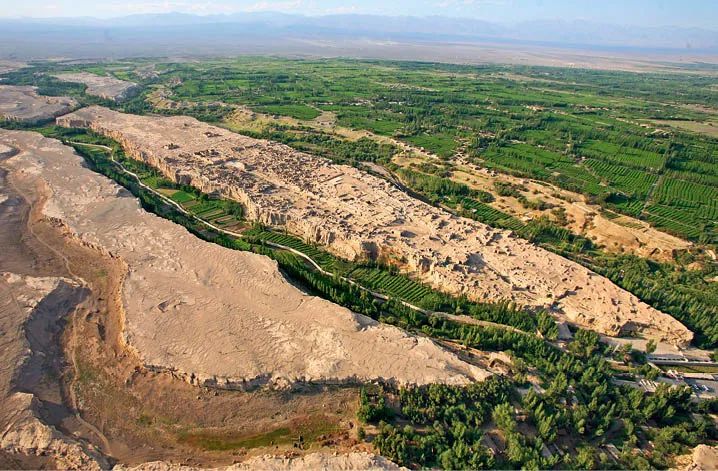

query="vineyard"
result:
[242,227,337,270]
[644,175,718,240]
[452,197,525,231]
[581,140,666,170]
[12,58,718,242]
[348,266,438,307]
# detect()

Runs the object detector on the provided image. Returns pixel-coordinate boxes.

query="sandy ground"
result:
[0,60,26,75]
[0,85,77,123]
[2,129,485,390]
[683,444,718,470]
[0,129,417,468]
[54,72,139,101]
[651,119,718,138]
[0,272,106,469]
[58,107,693,346]
[0,142,108,468]
[4,35,715,73]
[117,452,403,470]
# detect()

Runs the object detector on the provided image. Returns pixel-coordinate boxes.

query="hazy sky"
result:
[1,0,717,29]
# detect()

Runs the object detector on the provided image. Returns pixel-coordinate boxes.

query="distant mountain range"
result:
[1,12,717,60]
[6,12,718,50]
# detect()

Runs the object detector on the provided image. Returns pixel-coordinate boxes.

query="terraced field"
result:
[242,227,337,270]
[347,267,436,306]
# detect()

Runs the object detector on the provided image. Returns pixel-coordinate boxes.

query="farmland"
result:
[5,59,717,348]
[139,58,717,244]
[17,124,706,470]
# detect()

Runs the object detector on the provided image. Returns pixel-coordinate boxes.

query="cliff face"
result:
[3,129,487,390]
[0,85,77,123]
[57,107,694,346]
[0,273,106,470]
[53,73,139,102]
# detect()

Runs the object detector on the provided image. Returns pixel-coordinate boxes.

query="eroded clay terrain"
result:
[1,129,484,390]
[0,138,107,469]
[1,129,480,468]
[0,273,107,470]
[53,72,139,101]
[58,106,692,345]
[0,85,77,123]
[117,452,403,470]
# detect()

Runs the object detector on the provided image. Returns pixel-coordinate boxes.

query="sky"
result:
[1,0,717,29]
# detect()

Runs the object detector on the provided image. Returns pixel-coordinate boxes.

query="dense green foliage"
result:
[6,60,717,345]
[370,313,710,469]
[242,128,397,166]
[5,58,717,242]
[4,59,718,469]
[393,164,718,348]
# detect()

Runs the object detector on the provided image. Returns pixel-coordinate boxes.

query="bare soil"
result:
[0,139,365,468]
[224,101,691,263]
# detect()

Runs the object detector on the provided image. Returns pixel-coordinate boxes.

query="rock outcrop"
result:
[0,85,76,123]
[683,445,718,471]
[53,72,139,102]
[57,107,693,346]
[2,129,488,390]
[0,272,105,470]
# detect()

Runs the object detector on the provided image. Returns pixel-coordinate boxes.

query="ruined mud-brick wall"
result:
[55,107,694,347]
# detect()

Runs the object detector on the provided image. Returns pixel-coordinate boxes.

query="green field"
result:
[242,227,337,270]
[257,104,321,120]
[348,266,437,306]
[134,58,717,243]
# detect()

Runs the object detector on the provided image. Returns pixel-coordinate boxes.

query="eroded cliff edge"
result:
[57,107,692,346]
[1,129,487,390]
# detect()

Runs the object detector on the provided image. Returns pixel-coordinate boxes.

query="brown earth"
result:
[446,157,691,262]
[651,119,718,139]
[6,129,484,389]
[116,452,404,470]
[225,103,691,263]
[682,444,718,471]
[0,130,457,468]
[54,72,139,102]
[57,106,693,346]
[0,85,77,123]
[0,60,26,74]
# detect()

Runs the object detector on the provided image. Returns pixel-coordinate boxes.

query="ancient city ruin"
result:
[58,106,693,346]
[54,72,139,102]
